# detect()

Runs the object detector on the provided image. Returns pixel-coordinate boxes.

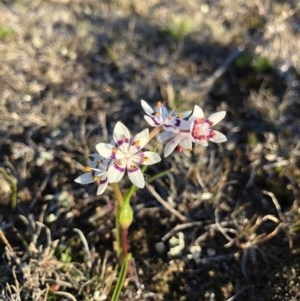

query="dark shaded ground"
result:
[0,0,300,300]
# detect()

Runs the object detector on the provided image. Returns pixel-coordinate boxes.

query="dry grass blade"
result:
[225,287,247,301]
[73,228,92,269]
[0,229,14,253]
[161,221,203,242]
[54,291,77,301]
[263,190,283,219]
[146,184,188,222]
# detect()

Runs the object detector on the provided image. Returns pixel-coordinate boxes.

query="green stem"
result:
[123,185,136,207]
[115,206,122,258]
[111,253,131,301]
[147,169,172,183]
[111,182,124,258]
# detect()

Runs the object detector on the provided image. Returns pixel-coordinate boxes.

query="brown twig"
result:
[146,184,188,222]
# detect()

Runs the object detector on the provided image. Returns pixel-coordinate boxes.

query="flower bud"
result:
[119,203,133,229]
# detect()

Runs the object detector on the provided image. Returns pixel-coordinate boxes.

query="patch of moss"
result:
[248,15,266,32]
[0,25,15,41]
[252,55,273,72]
[248,132,258,145]
[235,52,273,72]
[235,52,253,69]
[47,292,58,301]
[161,16,195,40]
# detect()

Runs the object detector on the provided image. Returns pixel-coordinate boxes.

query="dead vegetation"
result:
[0,0,300,300]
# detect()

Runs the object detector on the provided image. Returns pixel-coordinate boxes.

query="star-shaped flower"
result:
[157,119,192,157]
[74,154,110,195]
[190,105,227,146]
[158,105,227,156]
[141,99,191,132]
[96,122,161,188]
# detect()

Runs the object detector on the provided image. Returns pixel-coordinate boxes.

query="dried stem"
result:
[148,127,161,142]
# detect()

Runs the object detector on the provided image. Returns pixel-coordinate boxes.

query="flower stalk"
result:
[111,182,124,208]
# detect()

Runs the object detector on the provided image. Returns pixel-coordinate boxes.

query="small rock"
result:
[207,247,216,257]
[155,242,166,254]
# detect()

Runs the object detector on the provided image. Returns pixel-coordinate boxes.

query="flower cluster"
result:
[141,100,226,157]
[75,100,226,194]
[75,121,161,192]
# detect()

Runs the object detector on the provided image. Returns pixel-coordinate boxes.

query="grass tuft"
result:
[0,25,15,40]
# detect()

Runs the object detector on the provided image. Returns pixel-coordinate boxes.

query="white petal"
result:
[161,106,169,119]
[144,115,161,127]
[88,153,104,167]
[164,136,180,157]
[174,119,191,131]
[127,161,145,188]
[107,161,126,183]
[96,143,123,160]
[179,135,192,149]
[191,105,204,119]
[206,111,226,126]
[163,122,178,133]
[102,158,112,168]
[129,128,149,154]
[141,99,154,116]
[209,130,227,143]
[74,173,94,184]
[141,151,161,165]
[113,122,131,153]
[131,151,161,165]
[88,154,110,171]
[157,131,176,142]
[95,143,112,158]
[181,110,192,118]
[97,175,108,195]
